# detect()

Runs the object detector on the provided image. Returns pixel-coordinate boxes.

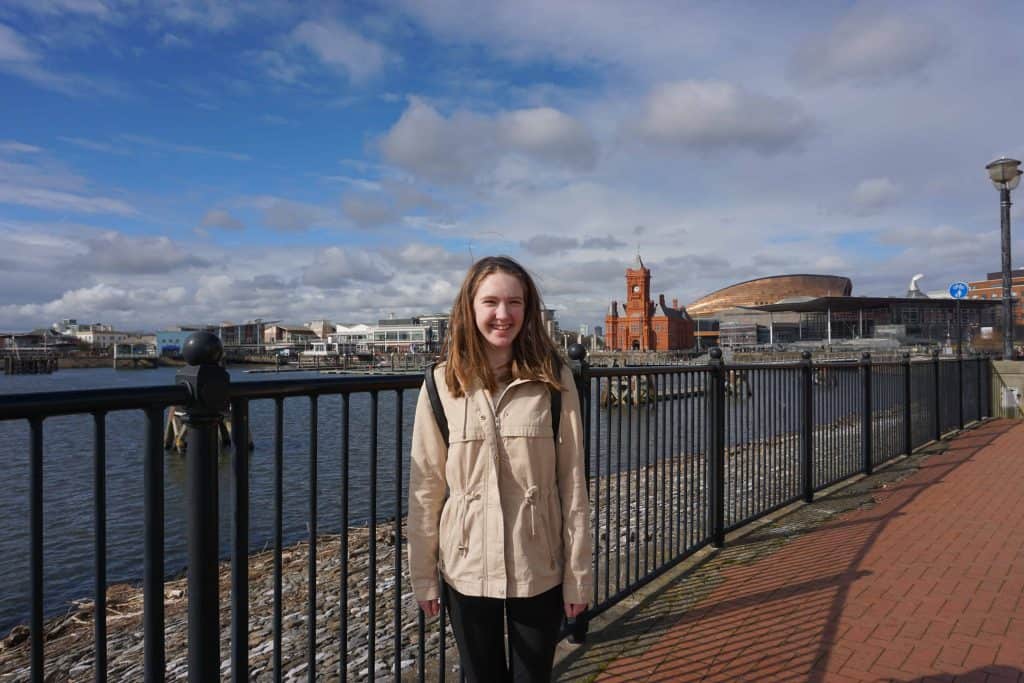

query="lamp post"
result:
[986,157,1023,359]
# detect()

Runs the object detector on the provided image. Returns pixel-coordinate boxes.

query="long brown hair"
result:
[444,255,563,396]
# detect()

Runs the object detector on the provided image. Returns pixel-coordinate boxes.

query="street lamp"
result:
[986,156,1022,359]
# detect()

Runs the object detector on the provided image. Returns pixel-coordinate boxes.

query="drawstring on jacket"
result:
[523,485,539,537]
[455,491,480,554]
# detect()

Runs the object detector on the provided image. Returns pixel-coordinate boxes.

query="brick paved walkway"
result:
[558,419,1024,682]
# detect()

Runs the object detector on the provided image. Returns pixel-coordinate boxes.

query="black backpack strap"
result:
[550,386,562,444]
[424,362,449,449]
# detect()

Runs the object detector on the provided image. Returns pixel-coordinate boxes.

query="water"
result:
[0,366,418,635]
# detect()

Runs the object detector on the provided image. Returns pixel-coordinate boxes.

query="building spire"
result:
[633,245,644,270]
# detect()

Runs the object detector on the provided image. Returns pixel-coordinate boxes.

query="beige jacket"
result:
[407,362,593,606]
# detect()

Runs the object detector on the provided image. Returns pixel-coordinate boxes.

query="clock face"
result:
[632,285,640,293]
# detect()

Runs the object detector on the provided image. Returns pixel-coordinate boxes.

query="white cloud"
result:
[160,32,191,48]
[497,108,597,171]
[2,0,111,18]
[0,184,136,215]
[789,5,947,87]
[0,24,36,62]
[120,134,250,161]
[0,22,96,94]
[57,136,129,154]
[200,208,244,230]
[147,0,290,32]
[341,194,400,229]
[379,98,598,185]
[252,49,305,85]
[74,232,210,273]
[394,0,717,77]
[0,140,42,154]
[520,235,579,255]
[290,19,393,82]
[850,177,901,215]
[302,247,394,287]
[249,197,330,232]
[0,282,188,325]
[631,80,814,154]
[379,98,487,184]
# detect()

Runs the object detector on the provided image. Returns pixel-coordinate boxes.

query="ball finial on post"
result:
[567,343,587,361]
[182,331,224,366]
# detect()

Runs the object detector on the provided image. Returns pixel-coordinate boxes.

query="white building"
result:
[74,327,129,349]
[329,324,375,354]
[373,318,431,353]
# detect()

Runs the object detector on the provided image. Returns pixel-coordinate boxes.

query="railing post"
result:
[903,352,912,455]
[565,342,589,645]
[932,348,942,441]
[957,347,965,431]
[567,343,590,482]
[176,332,230,683]
[800,351,814,503]
[978,355,985,420]
[861,352,873,476]
[985,355,993,417]
[708,347,726,548]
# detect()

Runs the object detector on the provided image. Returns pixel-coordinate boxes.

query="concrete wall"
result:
[991,360,1024,419]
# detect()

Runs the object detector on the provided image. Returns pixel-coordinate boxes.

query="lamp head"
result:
[986,157,1023,191]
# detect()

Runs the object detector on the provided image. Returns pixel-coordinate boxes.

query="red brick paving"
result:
[595,420,1024,682]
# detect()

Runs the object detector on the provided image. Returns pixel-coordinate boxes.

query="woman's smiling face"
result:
[473,271,525,358]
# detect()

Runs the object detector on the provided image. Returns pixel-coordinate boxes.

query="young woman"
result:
[407,256,593,682]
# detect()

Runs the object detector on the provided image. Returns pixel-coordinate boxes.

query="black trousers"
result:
[443,582,563,683]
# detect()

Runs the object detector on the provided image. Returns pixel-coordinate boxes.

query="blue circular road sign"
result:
[949,281,969,299]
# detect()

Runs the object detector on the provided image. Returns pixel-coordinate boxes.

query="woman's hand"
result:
[564,602,587,618]
[418,599,440,617]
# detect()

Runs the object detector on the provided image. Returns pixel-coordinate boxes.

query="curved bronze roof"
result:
[688,274,853,317]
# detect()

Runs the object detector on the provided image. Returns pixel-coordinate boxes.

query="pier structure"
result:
[2,350,58,375]
[112,343,158,369]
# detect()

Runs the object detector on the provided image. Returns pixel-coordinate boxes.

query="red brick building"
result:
[604,255,695,351]
[968,268,1024,326]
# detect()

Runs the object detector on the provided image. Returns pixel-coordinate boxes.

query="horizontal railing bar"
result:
[0,385,189,421]
[588,366,709,377]
[226,374,422,399]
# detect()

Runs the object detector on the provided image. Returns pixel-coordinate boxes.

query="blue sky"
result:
[2,0,1024,332]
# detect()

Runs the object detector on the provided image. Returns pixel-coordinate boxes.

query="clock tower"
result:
[625,253,652,350]
[604,253,694,352]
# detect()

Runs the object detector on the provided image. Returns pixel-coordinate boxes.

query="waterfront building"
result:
[374,317,431,353]
[329,324,374,354]
[604,254,695,351]
[749,296,1002,350]
[155,322,266,356]
[50,321,130,349]
[219,320,266,349]
[52,318,79,334]
[968,268,1024,333]
[541,308,560,340]
[72,326,129,349]
[305,319,334,339]
[156,326,213,355]
[417,313,449,352]
[687,274,853,318]
[1,329,78,352]
[264,324,318,350]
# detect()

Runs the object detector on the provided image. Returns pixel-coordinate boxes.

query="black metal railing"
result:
[0,336,994,682]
